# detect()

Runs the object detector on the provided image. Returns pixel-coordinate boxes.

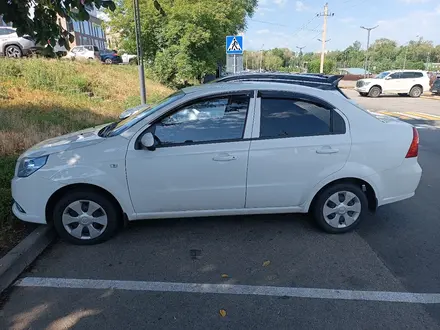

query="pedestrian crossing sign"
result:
[226,36,243,54]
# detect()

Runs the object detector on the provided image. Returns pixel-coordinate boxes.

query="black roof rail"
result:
[206,72,349,97]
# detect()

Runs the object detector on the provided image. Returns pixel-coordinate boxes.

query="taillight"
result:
[406,127,419,158]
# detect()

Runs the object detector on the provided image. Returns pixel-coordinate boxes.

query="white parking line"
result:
[15,277,440,304]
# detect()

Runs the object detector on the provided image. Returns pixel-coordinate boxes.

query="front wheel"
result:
[53,190,121,245]
[312,183,368,234]
[105,58,113,64]
[368,86,381,98]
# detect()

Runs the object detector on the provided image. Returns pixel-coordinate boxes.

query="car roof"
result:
[182,81,332,97]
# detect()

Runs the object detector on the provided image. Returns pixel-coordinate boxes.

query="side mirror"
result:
[140,132,155,150]
[385,76,392,80]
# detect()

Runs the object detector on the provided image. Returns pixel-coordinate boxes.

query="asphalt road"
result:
[1,92,440,330]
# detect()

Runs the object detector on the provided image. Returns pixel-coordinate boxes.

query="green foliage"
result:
[0,0,115,48]
[108,0,257,86]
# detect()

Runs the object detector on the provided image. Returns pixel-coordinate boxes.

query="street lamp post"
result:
[259,44,264,72]
[133,0,146,104]
[361,25,378,78]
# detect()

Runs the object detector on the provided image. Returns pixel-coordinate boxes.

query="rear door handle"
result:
[316,146,339,154]
[213,153,236,161]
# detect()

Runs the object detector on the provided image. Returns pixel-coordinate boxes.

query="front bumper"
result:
[355,86,370,93]
[11,175,61,224]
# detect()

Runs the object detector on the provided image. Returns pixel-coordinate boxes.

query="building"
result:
[338,68,371,75]
[58,12,107,50]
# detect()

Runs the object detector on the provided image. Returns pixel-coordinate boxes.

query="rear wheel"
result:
[5,45,22,58]
[53,190,121,245]
[105,58,113,64]
[409,86,423,98]
[368,86,381,98]
[312,183,368,234]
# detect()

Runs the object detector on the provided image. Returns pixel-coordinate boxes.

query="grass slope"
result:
[0,58,172,252]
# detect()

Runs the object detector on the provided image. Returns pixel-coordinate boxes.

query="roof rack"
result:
[207,72,344,91]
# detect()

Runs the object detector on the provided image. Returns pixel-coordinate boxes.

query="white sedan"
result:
[11,81,422,244]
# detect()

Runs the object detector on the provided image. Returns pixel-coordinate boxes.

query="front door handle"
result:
[213,153,236,161]
[316,146,339,154]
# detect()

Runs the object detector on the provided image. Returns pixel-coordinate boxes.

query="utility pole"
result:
[361,25,379,77]
[317,3,334,74]
[296,46,305,72]
[133,0,146,104]
[259,44,264,72]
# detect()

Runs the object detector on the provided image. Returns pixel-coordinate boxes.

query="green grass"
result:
[0,58,173,246]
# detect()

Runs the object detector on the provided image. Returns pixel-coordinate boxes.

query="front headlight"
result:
[17,156,48,178]
[364,82,371,86]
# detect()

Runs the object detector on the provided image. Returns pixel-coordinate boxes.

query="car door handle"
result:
[316,146,339,154]
[213,153,236,161]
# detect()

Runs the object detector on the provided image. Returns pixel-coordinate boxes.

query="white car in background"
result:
[355,70,431,98]
[64,45,100,61]
[121,53,137,64]
[0,26,37,58]
[12,78,422,245]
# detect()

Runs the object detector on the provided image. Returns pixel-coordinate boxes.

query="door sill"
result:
[133,206,305,220]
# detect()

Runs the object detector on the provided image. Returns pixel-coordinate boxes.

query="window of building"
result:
[84,22,90,35]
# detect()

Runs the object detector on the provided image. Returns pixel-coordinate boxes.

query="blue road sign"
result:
[226,36,243,54]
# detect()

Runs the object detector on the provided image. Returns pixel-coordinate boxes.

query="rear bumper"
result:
[369,158,422,207]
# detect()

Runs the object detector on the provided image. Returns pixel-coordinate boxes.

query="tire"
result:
[398,93,408,97]
[52,190,121,245]
[5,45,22,58]
[409,86,423,98]
[312,183,368,234]
[368,86,381,98]
[359,92,368,97]
[105,58,113,64]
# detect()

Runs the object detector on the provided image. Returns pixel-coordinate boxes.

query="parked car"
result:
[0,27,38,58]
[100,49,122,64]
[64,45,100,61]
[12,78,422,245]
[431,79,440,95]
[355,70,430,98]
[121,53,137,64]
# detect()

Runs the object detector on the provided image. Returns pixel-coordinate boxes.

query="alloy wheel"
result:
[6,46,22,58]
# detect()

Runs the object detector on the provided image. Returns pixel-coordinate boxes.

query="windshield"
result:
[375,71,390,79]
[105,91,185,137]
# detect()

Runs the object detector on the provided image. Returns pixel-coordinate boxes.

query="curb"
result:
[0,225,56,294]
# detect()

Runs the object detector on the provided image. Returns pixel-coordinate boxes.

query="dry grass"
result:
[0,58,173,243]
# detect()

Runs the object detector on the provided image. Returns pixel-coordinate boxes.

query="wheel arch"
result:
[410,84,423,93]
[307,177,378,213]
[45,183,125,224]
[3,42,23,53]
[369,84,382,93]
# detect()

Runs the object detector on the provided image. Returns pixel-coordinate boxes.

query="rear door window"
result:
[259,95,345,139]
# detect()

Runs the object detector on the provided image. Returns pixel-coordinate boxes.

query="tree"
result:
[108,0,257,85]
[0,0,115,48]
[264,53,283,71]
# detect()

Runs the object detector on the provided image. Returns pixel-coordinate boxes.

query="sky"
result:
[244,0,440,52]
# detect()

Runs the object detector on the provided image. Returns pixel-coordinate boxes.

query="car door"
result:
[400,71,417,92]
[125,92,255,215]
[246,91,351,208]
[384,72,403,92]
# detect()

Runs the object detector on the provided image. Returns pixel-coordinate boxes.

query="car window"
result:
[413,72,424,78]
[389,72,401,79]
[259,97,345,138]
[401,72,415,79]
[153,95,250,145]
[93,46,99,52]
[71,47,82,53]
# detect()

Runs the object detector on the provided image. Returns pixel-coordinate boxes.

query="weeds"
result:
[0,58,173,238]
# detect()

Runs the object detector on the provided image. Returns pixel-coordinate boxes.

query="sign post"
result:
[226,36,243,74]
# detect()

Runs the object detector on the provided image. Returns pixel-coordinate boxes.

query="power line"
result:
[249,18,287,27]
